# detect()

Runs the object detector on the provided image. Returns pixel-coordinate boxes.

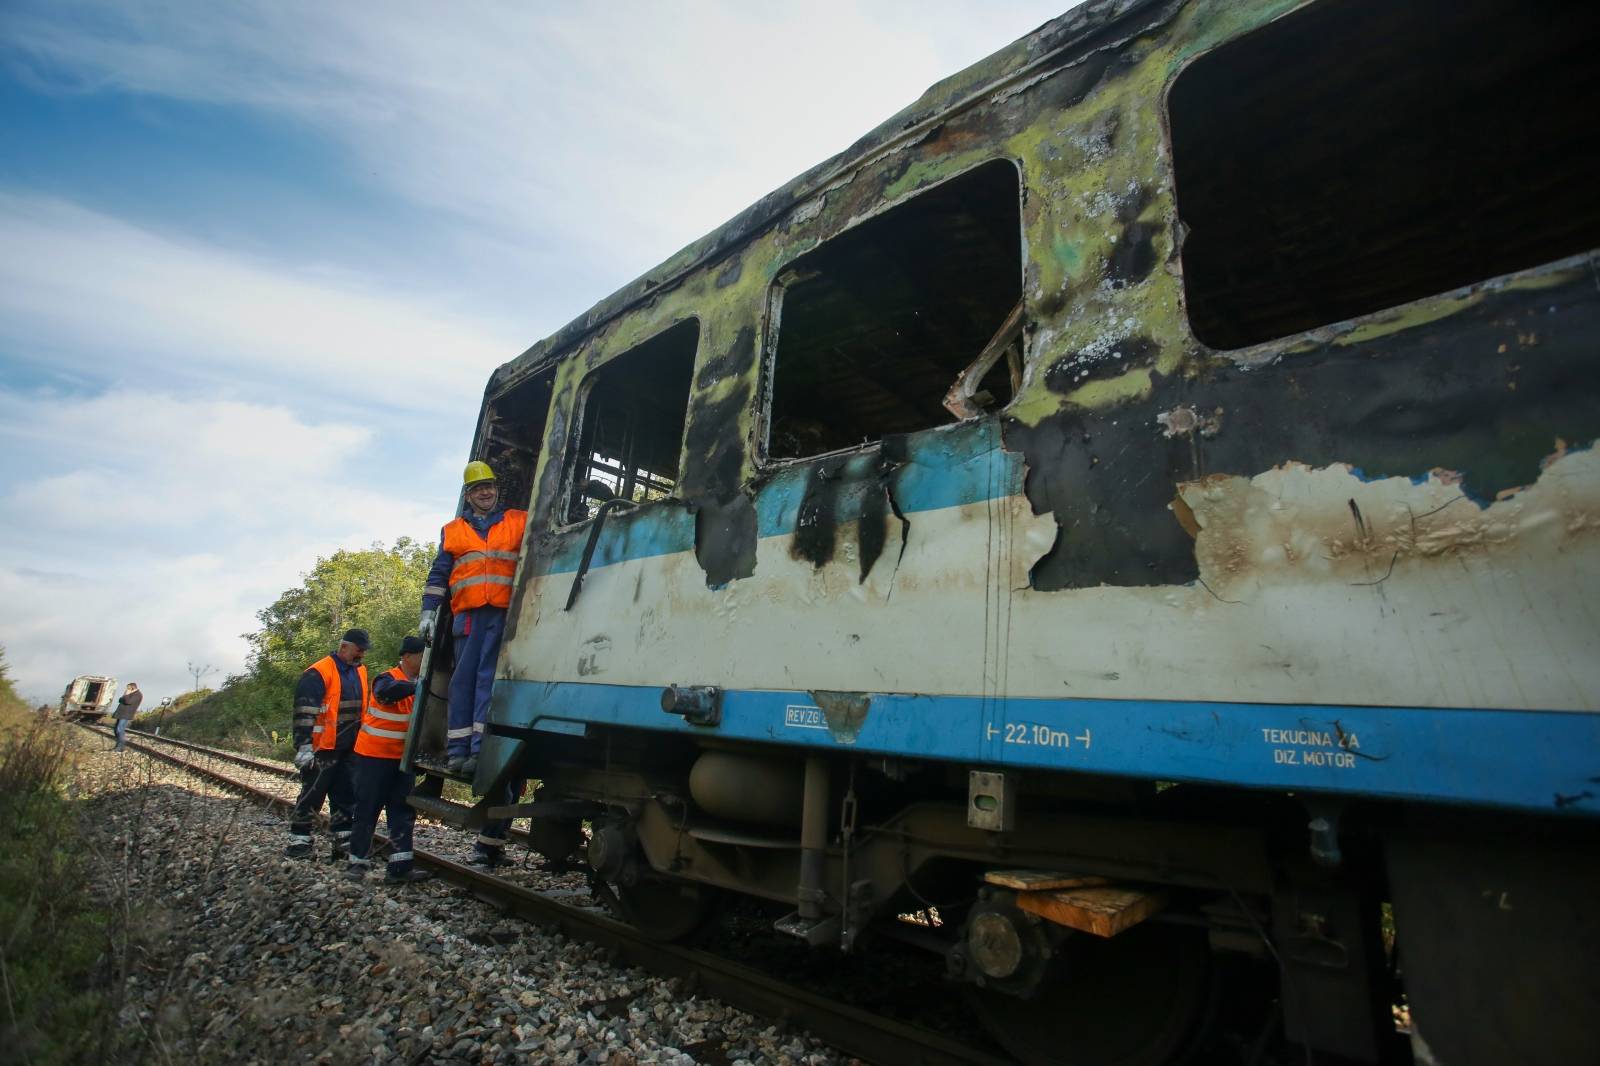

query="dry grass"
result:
[0,710,127,1064]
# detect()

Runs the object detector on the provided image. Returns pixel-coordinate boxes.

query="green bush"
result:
[0,712,122,1064]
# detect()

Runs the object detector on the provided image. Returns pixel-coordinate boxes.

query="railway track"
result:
[83,724,1012,1066]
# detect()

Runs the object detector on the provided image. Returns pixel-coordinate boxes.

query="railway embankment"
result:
[6,719,848,1065]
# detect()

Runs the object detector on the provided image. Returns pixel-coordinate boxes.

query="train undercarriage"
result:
[411,722,1592,1066]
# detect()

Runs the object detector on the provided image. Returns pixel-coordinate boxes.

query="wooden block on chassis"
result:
[1015,886,1168,938]
[982,869,1113,892]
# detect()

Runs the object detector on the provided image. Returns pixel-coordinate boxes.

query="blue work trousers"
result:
[288,752,354,845]
[348,752,418,876]
[447,606,505,759]
[113,718,130,751]
[476,777,525,859]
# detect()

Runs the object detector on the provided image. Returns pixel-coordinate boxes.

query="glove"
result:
[418,609,437,644]
[292,745,314,771]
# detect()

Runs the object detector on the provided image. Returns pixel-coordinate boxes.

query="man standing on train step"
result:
[346,635,432,884]
[419,461,528,777]
[285,629,370,860]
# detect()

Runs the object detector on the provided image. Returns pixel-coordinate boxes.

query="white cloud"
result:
[0,386,451,703]
[2,0,1075,291]
[0,193,520,413]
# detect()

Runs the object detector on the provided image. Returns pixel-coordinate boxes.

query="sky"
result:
[0,0,1077,705]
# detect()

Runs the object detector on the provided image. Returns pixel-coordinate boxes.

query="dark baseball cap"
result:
[400,635,426,654]
[340,628,371,650]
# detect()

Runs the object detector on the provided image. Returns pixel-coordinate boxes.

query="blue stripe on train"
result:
[485,679,1600,817]
[534,419,1017,576]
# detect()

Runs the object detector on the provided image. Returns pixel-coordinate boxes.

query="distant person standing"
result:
[112,682,142,752]
[285,629,370,860]
[420,461,527,776]
[345,636,432,885]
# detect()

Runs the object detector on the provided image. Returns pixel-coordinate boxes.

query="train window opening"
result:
[564,319,699,524]
[1169,0,1600,352]
[765,159,1023,461]
[478,368,554,514]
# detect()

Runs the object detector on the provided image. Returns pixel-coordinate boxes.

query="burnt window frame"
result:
[755,157,1028,469]
[1160,0,1600,357]
[551,316,701,532]
[468,361,558,521]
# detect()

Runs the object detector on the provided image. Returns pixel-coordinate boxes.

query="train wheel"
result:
[970,921,1213,1066]
[616,879,721,943]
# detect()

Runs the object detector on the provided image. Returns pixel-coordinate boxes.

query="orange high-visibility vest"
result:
[354,666,415,760]
[307,655,370,752]
[442,510,528,612]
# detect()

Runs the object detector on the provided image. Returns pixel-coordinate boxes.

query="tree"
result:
[187,662,215,692]
[160,538,434,749]
[246,537,434,685]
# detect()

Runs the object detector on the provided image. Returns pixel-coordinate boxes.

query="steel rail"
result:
[81,724,1013,1066]
[98,726,554,850]
[122,726,296,777]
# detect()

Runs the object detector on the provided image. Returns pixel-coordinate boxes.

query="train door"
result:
[404,366,554,788]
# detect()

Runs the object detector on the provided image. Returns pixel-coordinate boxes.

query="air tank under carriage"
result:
[404,1,1600,1062]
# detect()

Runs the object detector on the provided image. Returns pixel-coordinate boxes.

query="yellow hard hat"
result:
[463,460,497,486]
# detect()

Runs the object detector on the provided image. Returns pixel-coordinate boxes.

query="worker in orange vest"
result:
[346,635,432,884]
[285,629,370,859]
[419,461,528,780]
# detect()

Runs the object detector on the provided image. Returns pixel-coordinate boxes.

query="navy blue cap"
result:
[340,628,371,650]
[400,635,426,654]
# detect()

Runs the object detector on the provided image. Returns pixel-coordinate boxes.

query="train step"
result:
[407,795,487,830]
[484,799,604,822]
[773,911,840,946]
[409,756,471,783]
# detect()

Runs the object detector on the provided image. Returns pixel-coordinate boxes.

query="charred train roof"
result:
[488,0,1170,392]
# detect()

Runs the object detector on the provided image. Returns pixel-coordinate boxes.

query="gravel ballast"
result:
[73,729,852,1065]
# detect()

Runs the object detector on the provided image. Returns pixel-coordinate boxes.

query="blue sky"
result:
[0,0,1076,702]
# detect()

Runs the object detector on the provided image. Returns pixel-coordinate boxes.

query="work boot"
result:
[345,862,372,882]
[446,754,466,773]
[461,755,478,778]
[385,868,433,885]
[283,842,313,859]
[467,847,507,869]
[329,842,350,862]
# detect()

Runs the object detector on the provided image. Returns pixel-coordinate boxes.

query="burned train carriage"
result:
[404,1,1600,1063]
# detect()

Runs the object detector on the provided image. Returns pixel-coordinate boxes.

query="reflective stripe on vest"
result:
[453,550,520,565]
[353,665,415,760]
[363,717,409,736]
[441,510,528,612]
[307,655,371,753]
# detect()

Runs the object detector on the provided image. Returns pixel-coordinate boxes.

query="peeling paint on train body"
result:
[811,691,872,744]
[1180,448,1600,608]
